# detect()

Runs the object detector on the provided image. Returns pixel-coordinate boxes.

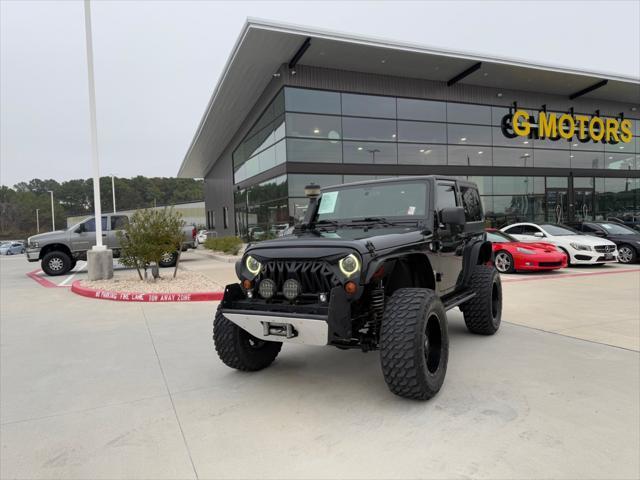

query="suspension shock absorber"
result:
[371,281,385,323]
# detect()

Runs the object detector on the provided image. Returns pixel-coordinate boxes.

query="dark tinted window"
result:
[436,183,457,211]
[503,225,522,235]
[111,216,129,230]
[460,185,483,221]
[341,93,396,118]
[84,217,108,232]
[286,139,341,163]
[286,113,342,139]
[521,224,542,235]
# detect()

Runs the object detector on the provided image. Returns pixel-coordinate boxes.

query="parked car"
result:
[215,176,501,400]
[500,222,618,266]
[26,214,197,276]
[269,224,290,237]
[566,221,640,264]
[486,229,567,273]
[607,215,640,232]
[196,229,208,244]
[248,226,266,241]
[0,241,25,255]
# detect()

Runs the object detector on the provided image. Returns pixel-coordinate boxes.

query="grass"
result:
[204,236,243,255]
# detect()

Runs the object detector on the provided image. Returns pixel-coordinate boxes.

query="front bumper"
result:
[26,248,41,262]
[221,310,329,345]
[569,250,618,264]
[220,283,352,346]
[513,252,567,271]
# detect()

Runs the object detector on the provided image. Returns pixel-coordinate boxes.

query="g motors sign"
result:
[502,109,633,144]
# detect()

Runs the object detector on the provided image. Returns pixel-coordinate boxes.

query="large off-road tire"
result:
[158,251,178,268]
[41,251,72,276]
[380,288,449,400]
[213,305,282,371]
[460,265,502,335]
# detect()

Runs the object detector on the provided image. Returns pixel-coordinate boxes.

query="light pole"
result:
[83,0,112,280]
[111,174,116,213]
[36,209,40,233]
[47,190,55,230]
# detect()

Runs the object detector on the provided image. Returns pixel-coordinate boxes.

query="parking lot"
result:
[1,253,639,479]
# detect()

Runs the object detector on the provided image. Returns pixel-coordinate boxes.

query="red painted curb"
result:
[71,280,224,302]
[26,269,58,288]
[502,267,640,283]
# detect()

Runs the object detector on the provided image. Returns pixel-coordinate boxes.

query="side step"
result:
[442,290,476,311]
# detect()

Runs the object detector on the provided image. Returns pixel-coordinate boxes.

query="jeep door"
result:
[434,181,464,294]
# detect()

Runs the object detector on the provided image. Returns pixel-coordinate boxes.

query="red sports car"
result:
[486,229,568,273]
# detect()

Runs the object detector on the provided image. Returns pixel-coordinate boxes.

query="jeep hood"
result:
[245,229,427,258]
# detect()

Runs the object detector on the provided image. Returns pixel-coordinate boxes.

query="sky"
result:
[1,0,639,187]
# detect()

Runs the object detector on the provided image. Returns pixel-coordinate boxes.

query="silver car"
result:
[0,241,25,255]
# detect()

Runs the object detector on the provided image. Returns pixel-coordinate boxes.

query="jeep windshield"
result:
[316,181,427,227]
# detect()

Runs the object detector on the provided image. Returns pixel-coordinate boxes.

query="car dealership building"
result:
[178,20,640,238]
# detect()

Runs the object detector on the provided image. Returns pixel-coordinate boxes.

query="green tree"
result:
[117,208,184,281]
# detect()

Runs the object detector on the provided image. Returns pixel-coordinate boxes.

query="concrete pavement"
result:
[1,254,639,479]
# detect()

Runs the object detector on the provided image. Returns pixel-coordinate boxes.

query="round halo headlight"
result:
[245,255,262,275]
[258,278,276,299]
[339,254,360,277]
[282,279,301,301]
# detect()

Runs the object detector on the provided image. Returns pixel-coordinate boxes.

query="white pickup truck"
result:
[26,214,196,276]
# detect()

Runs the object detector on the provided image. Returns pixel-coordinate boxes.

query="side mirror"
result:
[76,224,85,234]
[440,207,466,226]
[594,230,605,237]
[533,232,545,238]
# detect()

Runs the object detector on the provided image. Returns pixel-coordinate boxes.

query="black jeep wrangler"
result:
[214,176,501,400]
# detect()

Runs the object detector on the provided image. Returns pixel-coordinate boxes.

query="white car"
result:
[500,222,618,266]
[196,230,208,244]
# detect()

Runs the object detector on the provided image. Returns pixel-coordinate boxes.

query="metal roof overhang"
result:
[178,19,640,178]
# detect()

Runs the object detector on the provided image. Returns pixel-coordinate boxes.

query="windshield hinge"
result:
[365,240,377,258]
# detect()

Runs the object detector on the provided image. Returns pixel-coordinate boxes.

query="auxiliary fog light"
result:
[319,293,328,303]
[282,279,301,301]
[258,279,276,299]
[246,290,254,299]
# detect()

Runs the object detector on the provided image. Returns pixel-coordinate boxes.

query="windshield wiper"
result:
[349,217,416,227]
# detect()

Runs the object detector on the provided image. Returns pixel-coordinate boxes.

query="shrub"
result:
[117,208,184,280]
[204,236,243,255]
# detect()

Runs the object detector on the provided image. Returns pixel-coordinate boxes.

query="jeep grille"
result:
[261,260,340,294]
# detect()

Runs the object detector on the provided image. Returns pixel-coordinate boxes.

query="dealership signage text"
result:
[502,110,633,144]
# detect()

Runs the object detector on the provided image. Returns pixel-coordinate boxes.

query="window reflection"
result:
[286,113,342,140]
[398,144,446,165]
[342,117,397,141]
[493,147,533,167]
[343,141,397,164]
[448,146,492,166]
[397,98,446,121]
[286,139,342,163]
[447,124,492,145]
[285,88,340,114]
[342,93,396,118]
[397,121,447,143]
[447,103,491,125]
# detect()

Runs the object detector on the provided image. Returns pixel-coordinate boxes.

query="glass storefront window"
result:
[546,177,568,188]
[397,98,446,121]
[467,176,493,196]
[286,113,342,140]
[398,144,446,165]
[493,176,541,195]
[534,149,570,168]
[533,136,571,150]
[286,138,342,163]
[606,140,636,154]
[285,88,341,114]
[447,124,492,145]
[448,146,492,166]
[492,147,533,167]
[571,151,604,169]
[288,198,309,224]
[342,117,397,141]
[447,103,491,125]
[491,127,533,148]
[343,141,397,164]
[397,121,447,143]
[604,153,636,170]
[288,174,343,197]
[341,93,396,118]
